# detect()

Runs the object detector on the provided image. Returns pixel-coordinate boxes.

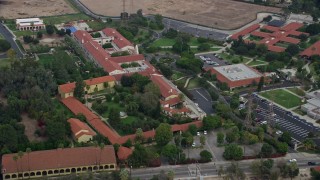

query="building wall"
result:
[77,134,94,143]
[3,163,116,180]
[210,68,261,89]
[85,81,115,94]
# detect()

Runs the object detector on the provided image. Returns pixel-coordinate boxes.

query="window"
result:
[4,175,10,179]
[59,169,65,174]
[48,170,53,175]
[54,170,59,174]
[99,166,103,170]
[77,168,81,172]
[71,168,76,173]
[104,165,109,169]
[82,167,87,171]
[36,172,41,176]
[66,169,70,173]
[42,171,47,176]
[110,165,115,169]
[30,172,35,176]
[24,173,29,177]
[11,174,17,179]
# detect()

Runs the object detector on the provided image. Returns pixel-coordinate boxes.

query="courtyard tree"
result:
[74,79,85,99]
[226,162,246,180]
[223,144,243,160]
[202,115,222,130]
[200,150,213,162]
[217,132,225,145]
[260,143,273,157]
[188,124,197,136]
[200,135,206,147]
[303,139,315,150]
[0,39,11,52]
[46,25,55,35]
[135,128,144,143]
[161,144,180,162]
[155,123,173,146]
[279,131,292,145]
[285,44,299,56]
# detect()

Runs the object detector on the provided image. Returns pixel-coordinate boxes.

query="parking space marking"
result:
[196,90,209,101]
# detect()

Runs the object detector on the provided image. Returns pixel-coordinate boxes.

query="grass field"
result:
[247,60,268,66]
[0,58,11,68]
[187,78,201,89]
[38,51,73,66]
[86,21,107,31]
[260,89,302,109]
[171,71,186,81]
[219,53,251,64]
[151,38,176,47]
[43,13,92,24]
[287,87,305,96]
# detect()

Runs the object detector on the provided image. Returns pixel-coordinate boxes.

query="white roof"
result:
[213,64,262,81]
[16,18,44,26]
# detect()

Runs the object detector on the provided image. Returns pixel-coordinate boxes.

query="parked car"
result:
[289,159,297,163]
[197,132,200,136]
[276,130,283,135]
[204,131,207,135]
[192,142,196,147]
[308,162,317,166]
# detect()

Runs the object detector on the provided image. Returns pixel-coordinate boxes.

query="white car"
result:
[289,159,297,163]
[276,130,283,135]
[192,142,196,147]
[204,131,207,135]
[197,132,200,136]
[260,121,267,125]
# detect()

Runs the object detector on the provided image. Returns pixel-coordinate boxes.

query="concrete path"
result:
[184,77,193,88]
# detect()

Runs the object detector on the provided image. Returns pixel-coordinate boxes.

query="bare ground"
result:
[0,0,76,19]
[79,0,281,30]
[20,113,47,142]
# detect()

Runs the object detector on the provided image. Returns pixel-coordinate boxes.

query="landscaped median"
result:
[260,89,303,109]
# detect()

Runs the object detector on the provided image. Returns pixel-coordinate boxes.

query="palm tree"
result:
[99,143,105,169]
[17,151,24,179]
[303,139,315,150]
[26,148,31,178]
[167,170,175,180]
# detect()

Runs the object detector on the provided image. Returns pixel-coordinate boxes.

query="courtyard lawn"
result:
[101,101,124,118]
[151,38,176,47]
[122,116,139,125]
[260,89,303,109]
[219,53,251,64]
[43,13,92,24]
[188,37,201,46]
[247,60,268,66]
[187,77,201,89]
[171,71,186,81]
[38,51,73,66]
[0,58,11,68]
[287,87,305,97]
[86,21,107,31]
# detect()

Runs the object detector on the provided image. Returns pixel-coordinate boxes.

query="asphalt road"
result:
[252,94,320,145]
[0,23,24,58]
[131,156,320,179]
[188,88,214,115]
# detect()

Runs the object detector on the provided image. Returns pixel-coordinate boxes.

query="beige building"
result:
[68,118,96,143]
[1,146,117,180]
[58,75,116,99]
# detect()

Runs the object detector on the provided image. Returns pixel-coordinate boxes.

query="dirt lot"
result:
[79,0,281,29]
[0,0,76,19]
[20,114,46,142]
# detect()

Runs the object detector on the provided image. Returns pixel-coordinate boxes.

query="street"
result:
[188,88,214,115]
[0,23,24,58]
[131,155,320,179]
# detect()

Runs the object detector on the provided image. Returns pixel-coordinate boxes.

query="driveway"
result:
[195,53,228,69]
[0,23,24,58]
[188,88,214,115]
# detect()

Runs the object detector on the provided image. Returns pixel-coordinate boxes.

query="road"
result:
[252,94,320,145]
[188,88,214,115]
[0,23,24,58]
[131,155,320,179]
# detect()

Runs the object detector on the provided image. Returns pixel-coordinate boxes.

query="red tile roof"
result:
[117,146,133,160]
[74,30,92,44]
[59,76,116,94]
[251,31,270,38]
[279,36,300,44]
[160,97,181,106]
[59,82,76,94]
[267,45,286,52]
[61,97,120,144]
[2,146,116,174]
[150,74,179,99]
[84,75,116,86]
[230,24,260,40]
[261,25,280,32]
[68,118,96,139]
[281,22,304,32]
[102,28,133,49]
[300,40,320,57]
[110,54,145,63]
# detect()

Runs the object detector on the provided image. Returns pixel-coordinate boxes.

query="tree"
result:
[188,124,197,136]
[200,150,212,162]
[200,135,206,147]
[46,25,55,35]
[226,162,246,180]
[217,132,224,145]
[226,127,240,143]
[197,43,211,51]
[260,143,273,157]
[158,64,173,78]
[279,132,291,144]
[276,142,288,154]
[6,48,16,61]
[223,144,243,160]
[257,76,264,92]
[306,23,320,35]
[251,159,274,179]
[0,39,11,52]
[202,115,222,130]
[303,139,315,150]
[37,31,43,39]
[74,79,85,99]
[288,162,299,180]
[135,128,144,143]
[167,170,175,180]
[161,144,180,162]
[119,169,129,180]
[23,35,34,44]
[265,52,279,62]
[155,123,173,146]
[285,44,299,56]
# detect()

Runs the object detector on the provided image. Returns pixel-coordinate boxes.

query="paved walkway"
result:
[184,77,193,88]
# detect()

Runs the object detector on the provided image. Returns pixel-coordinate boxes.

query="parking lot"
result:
[189,88,214,115]
[195,53,228,68]
[252,94,320,144]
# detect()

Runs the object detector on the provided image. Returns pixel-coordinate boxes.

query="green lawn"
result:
[86,21,107,31]
[247,60,268,66]
[53,98,74,118]
[122,116,139,125]
[171,71,186,81]
[101,102,124,118]
[260,89,302,109]
[287,87,305,96]
[38,51,73,66]
[187,78,201,89]
[43,13,92,24]
[0,58,11,68]
[188,37,201,46]
[219,53,251,64]
[151,38,176,47]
